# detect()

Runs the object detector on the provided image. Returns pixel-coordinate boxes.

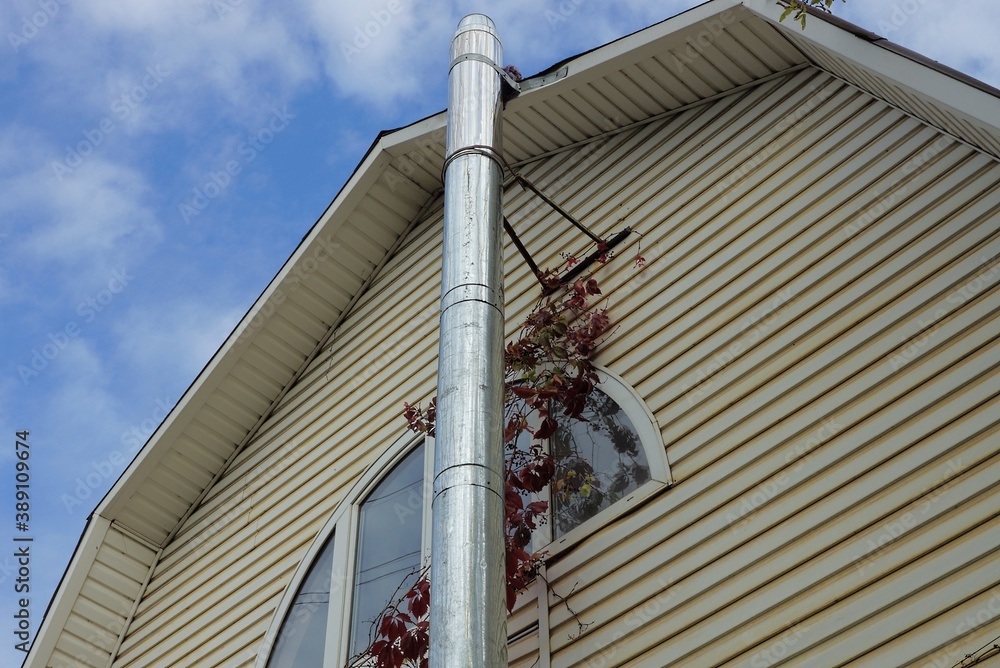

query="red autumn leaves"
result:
[366,272,610,668]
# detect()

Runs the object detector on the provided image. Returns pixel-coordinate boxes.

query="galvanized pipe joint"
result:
[429,13,508,668]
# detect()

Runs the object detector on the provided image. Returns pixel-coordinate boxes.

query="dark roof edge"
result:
[800,3,1000,99]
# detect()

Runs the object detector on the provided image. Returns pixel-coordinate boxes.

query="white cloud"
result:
[11,0,317,132]
[301,0,450,107]
[26,341,124,454]
[0,149,160,269]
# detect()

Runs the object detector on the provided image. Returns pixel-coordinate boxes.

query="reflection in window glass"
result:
[551,389,650,536]
[349,444,425,658]
[266,531,335,668]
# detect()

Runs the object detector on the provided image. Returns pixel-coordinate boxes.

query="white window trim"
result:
[257,431,429,668]
[259,366,671,666]
[544,366,672,557]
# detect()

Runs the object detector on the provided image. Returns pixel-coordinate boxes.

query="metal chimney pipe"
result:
[430,13,507,668]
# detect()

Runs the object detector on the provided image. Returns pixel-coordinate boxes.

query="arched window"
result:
[258,436,431,668]
[522,368,671,552]
[264,532,335,668]
[550,387,652,537]
[260,369,669,666]
[348,444,425,657]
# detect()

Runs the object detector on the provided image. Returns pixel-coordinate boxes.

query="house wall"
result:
[109,67,1000,667]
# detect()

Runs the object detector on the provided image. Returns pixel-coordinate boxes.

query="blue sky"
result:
[0,0,998,665]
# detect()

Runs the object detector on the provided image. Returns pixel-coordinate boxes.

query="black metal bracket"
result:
[544,227,632,295]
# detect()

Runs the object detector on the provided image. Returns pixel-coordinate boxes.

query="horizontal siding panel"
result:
[548,407,999,666]
[385,153,443,197]
[227,361,286,403]
[283,279,348,323]
[273,293,332,340]
[252,329,311,373]
[156,455,209,501]
[72,595,128,640]
[216,375,273,420]
[773,517,999,667]
[260,314,319,360]
[508,628,540,668]
[734,18,805,71]
[205,388,262,431]
[61,610,119,657]
[95,543,153,587]
[132,479,190,522]
[357,187,414,232]
[187,413,245,457]
[349,207,401,253]
[118,490,181,532]
[845,583,1000,667]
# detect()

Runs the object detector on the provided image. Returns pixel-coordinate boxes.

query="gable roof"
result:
[27,1,1000,665]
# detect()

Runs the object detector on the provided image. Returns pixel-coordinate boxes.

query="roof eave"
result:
[741,0,1000,133]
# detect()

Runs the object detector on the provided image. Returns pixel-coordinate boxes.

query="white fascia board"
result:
[96,133,398,524]
[383,112,446,159]
[740,0,1000,132]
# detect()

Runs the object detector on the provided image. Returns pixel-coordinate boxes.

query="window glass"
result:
[266,531,335,668]
[349,444,425,657]
[551,388,650,536]
[264,374,666,667]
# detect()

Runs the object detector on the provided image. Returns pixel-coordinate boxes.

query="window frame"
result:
[259,431,431,668]
[522,366,671,557]
[260,367,671,667]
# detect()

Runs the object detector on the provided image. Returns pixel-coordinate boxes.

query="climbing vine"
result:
[780,0,845,28]
[350,259,617,668]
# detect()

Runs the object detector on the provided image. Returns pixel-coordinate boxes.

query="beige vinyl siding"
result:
[780,29,1000,160]
[104,66,999,668]
[508,592,541,668]
[111,215,448,667]
[533,71,1000,668]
